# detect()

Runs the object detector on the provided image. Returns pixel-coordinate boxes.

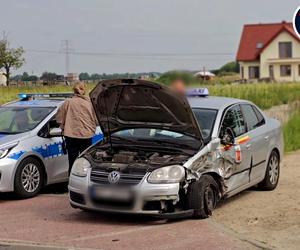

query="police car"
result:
[69,79,283,218]
[0,93,103,198]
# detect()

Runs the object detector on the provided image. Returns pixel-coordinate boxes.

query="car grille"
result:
[90,170,145,186]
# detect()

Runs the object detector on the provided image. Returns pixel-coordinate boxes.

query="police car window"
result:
[0,107,54,134]
[241,104,262,131]
[192,108,217,141]
[221,105,246,137]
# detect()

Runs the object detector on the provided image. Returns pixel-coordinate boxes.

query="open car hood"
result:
[90,79,203,142]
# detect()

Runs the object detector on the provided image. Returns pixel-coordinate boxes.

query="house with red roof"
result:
[236,21,300,82]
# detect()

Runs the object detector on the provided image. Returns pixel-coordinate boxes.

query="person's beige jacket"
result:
[56,94,97,138]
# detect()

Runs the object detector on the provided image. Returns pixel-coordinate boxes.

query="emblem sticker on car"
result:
[108,171,121,184]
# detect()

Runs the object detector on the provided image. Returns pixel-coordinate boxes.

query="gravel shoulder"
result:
[213,151,300,250]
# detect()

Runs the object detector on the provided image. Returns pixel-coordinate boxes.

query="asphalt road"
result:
[0,184,257,250]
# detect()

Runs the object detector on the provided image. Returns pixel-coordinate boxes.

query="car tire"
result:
[14,157,45,198]
[187,175,219,219]
[258,150,280,190]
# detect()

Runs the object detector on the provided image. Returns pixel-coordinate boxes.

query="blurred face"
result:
[170,79,187,95]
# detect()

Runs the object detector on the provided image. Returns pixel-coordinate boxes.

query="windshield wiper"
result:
[111,135,138,144]
[0,131,14,135]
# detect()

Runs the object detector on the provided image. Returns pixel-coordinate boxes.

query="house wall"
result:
[239,61,260,80]
[260,31,300,82]
[0,73,7,86]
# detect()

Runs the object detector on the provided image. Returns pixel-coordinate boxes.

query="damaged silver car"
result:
[68,79,283,219]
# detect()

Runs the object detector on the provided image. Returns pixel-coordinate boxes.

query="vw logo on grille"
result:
[108,171,121,184]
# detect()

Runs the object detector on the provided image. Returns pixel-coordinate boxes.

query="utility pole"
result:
[2,31,8,47]
[61,40,73,76]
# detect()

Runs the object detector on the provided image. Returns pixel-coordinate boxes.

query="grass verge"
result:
[283,111,300,152]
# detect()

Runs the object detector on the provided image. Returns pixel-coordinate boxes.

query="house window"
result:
[269,65,274,79]
[280,65,291,77]
[279,42,292,58]
[249,66,259,79]
[241,66,244,79]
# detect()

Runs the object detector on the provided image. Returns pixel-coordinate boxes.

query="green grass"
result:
[283,111,300,152]
[0,85,95,105]
[1,83,300,109]
[200,83,300,109]
[1,82,300,151]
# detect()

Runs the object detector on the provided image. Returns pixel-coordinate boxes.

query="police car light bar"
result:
[18,93,74,100]
[186,88,209,97]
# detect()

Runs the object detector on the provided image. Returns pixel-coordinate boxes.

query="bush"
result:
[157,71,196,85]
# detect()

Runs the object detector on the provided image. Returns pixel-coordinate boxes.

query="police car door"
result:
[38,117,69,182]
[220,104,252,192]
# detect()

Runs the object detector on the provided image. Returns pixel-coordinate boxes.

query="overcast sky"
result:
[0,0,299,75]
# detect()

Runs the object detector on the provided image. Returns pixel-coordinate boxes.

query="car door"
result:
[37,117,69,183]
[220,104,252,192]
[240,104,268,182]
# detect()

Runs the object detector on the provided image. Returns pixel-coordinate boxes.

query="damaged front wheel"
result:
[187,175,219,219]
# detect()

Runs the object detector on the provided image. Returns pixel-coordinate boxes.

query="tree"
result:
[218,61,239,75]
[79,72,90,81]
[41,72,58,82]
[21,72,30,81]
[0,40,25,85]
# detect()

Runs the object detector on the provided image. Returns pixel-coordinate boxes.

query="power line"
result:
[26,49,235,57]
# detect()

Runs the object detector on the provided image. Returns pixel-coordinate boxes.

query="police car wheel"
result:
[14,157,44,198]
[258,150,280,191]
[187,175,219,219]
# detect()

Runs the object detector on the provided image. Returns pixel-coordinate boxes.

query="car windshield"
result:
[192,108,218,142]
[112,128,202,149]
[0,106,54,134]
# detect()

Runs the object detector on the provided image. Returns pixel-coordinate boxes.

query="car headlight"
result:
[0,142,19,159]
[0,148,9,159]
[147,165,185,184]
[71,158,91,177]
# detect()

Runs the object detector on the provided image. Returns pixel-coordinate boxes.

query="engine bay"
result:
[86,146,191,173]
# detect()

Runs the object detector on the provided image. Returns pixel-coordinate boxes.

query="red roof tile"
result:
[236,22,300,61]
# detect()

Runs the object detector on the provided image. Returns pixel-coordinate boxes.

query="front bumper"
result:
[68,172,185,217]
[0,158,17,192]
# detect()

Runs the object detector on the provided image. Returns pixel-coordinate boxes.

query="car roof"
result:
[3,98,65,108]
[188,96,248,110]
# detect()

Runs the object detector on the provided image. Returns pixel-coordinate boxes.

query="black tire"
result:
[14,157,45,198]
[187,175,219,219]
[258,150,280,190]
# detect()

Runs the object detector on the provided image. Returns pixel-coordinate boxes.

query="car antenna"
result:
[104,97,113,152]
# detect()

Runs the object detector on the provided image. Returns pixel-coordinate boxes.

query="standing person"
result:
[56,82,97,175]
[170,78,187,96]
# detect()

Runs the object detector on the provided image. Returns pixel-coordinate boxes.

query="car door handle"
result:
[264,136,269,141]
[246,144,252,149]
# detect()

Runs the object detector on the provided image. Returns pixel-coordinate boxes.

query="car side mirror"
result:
[48,127,62,137]
[221,127,235,146]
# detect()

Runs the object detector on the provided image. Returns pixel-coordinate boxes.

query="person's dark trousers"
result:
[65,137,92,175]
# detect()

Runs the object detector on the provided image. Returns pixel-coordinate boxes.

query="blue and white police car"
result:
[0,93,103,198]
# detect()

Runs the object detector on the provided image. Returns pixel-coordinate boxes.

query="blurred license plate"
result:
[91,186,132,201]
